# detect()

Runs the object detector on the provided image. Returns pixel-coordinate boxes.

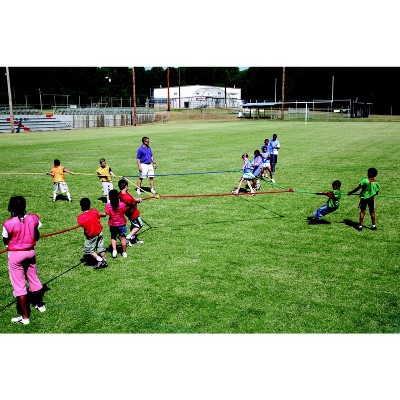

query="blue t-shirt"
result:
[136,146,153,164]
[269,139,280,155]
[243,159,253,174]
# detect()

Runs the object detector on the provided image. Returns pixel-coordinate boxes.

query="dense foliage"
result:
[1,66,399,113]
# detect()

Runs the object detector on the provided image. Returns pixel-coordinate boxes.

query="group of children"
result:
[231,136,279,195]
[2,139,382,326]
[78,178,144,269]
[1,156,146,325]
[232,134,381,231]
[310,167,380,231]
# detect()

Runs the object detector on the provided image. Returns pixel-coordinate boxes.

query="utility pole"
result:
[6,67,14,133]
[281,67,286,120]
[178,67,181,108]
[132,67,137,126]
[167,67,170,112]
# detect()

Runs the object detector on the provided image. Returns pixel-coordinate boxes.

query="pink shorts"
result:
[8,250,43,297]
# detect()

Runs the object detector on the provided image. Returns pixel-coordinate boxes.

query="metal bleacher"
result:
[0,114,71,133]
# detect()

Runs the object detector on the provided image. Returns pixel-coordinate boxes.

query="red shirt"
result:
[105,202,127,226]
[77,209,103,238]
[119,192,140,220]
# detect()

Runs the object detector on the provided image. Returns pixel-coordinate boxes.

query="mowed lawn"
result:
[0,119,398,333]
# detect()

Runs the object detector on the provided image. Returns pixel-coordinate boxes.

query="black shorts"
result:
[359,197,375,212]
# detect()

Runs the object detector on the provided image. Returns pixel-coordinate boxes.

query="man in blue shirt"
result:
[136,136,158,195]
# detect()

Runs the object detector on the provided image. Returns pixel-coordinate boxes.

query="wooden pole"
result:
[6,67,14,133]
[281,67,285,120]
[167,67,170,112]
[132,67,137,126]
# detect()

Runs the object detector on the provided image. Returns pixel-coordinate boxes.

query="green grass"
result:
[0,120,399,333]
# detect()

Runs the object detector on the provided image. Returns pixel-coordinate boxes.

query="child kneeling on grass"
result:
[310,180,342,222]
[77,198,108,269]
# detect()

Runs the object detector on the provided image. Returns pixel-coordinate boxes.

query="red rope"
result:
[0,225,80,255]
[143,189,292,200]
[39,225,80,238]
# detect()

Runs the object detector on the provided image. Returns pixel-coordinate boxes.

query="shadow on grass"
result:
[0,262,82,313]
[342,219,361,230]
[306,216,331,225]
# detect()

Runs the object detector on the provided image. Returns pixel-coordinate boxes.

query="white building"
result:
[152,85,242,109]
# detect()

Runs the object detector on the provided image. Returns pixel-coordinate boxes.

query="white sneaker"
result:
[134,238,144,244]
[150,188,157,194]
[112,250,117,258]
[34,304,46,312]
[136,188,141,195]
[271,178,276,183]
[122,252,128,258]
[11,316,30,325]
[231,190,238,195]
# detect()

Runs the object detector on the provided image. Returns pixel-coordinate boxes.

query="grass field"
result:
[0,119,399,334]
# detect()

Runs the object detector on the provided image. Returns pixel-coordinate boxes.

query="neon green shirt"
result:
[327,189,341,209]
[359,178,380,199]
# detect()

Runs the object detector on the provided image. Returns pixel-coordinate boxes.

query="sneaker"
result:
[122,252,128,258]
[126,240,132,247]
[134,238,144,244]
[150,188,157,195]
[94,260,102,269]
[231,190,239,195]
[69,199,73,203]
[250,189,255,195]
[357,225,363,231]
[52,199,56,202]
[101,258,108,267]
[371,225,377,231]
[34,304,46,312]
[11,316,30,325]
[136,189,141,195]
[112,250,117,258]
[271,178,276,183]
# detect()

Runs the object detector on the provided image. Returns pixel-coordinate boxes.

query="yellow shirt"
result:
[51,166,66,183]
[96,165,113,182]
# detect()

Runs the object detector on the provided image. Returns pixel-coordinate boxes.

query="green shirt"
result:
[327,189,341,209]
[359,178,380,199]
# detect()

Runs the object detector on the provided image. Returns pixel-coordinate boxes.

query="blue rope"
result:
[122,169,241,178]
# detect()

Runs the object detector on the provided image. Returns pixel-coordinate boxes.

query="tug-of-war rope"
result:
[0,169,398,256]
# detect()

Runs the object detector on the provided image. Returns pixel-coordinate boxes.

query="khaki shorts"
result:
[140,163,155,178]
[83,232,105,255]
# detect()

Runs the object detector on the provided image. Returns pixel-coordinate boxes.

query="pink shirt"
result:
[105,202,127,227]
[2,214,40,251]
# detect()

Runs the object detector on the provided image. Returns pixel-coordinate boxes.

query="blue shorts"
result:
[109,225,127,239]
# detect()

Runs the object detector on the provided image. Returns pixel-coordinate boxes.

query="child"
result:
[47,159,74,202]
[118,179,144,246]
[2,196,46,325]
[310,180,342,222]
[347,168,380,231]
[251,149,263,190]
[232,154,255,195]
[77,198,108,269]
[96,158,116,203]
[260,143,275,183]
[105,189,128,258]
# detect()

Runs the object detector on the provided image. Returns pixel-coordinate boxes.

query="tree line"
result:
[1,67,399,114]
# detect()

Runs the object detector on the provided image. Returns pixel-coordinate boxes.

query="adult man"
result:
[136,136,157,195]
[269,133,280,173]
